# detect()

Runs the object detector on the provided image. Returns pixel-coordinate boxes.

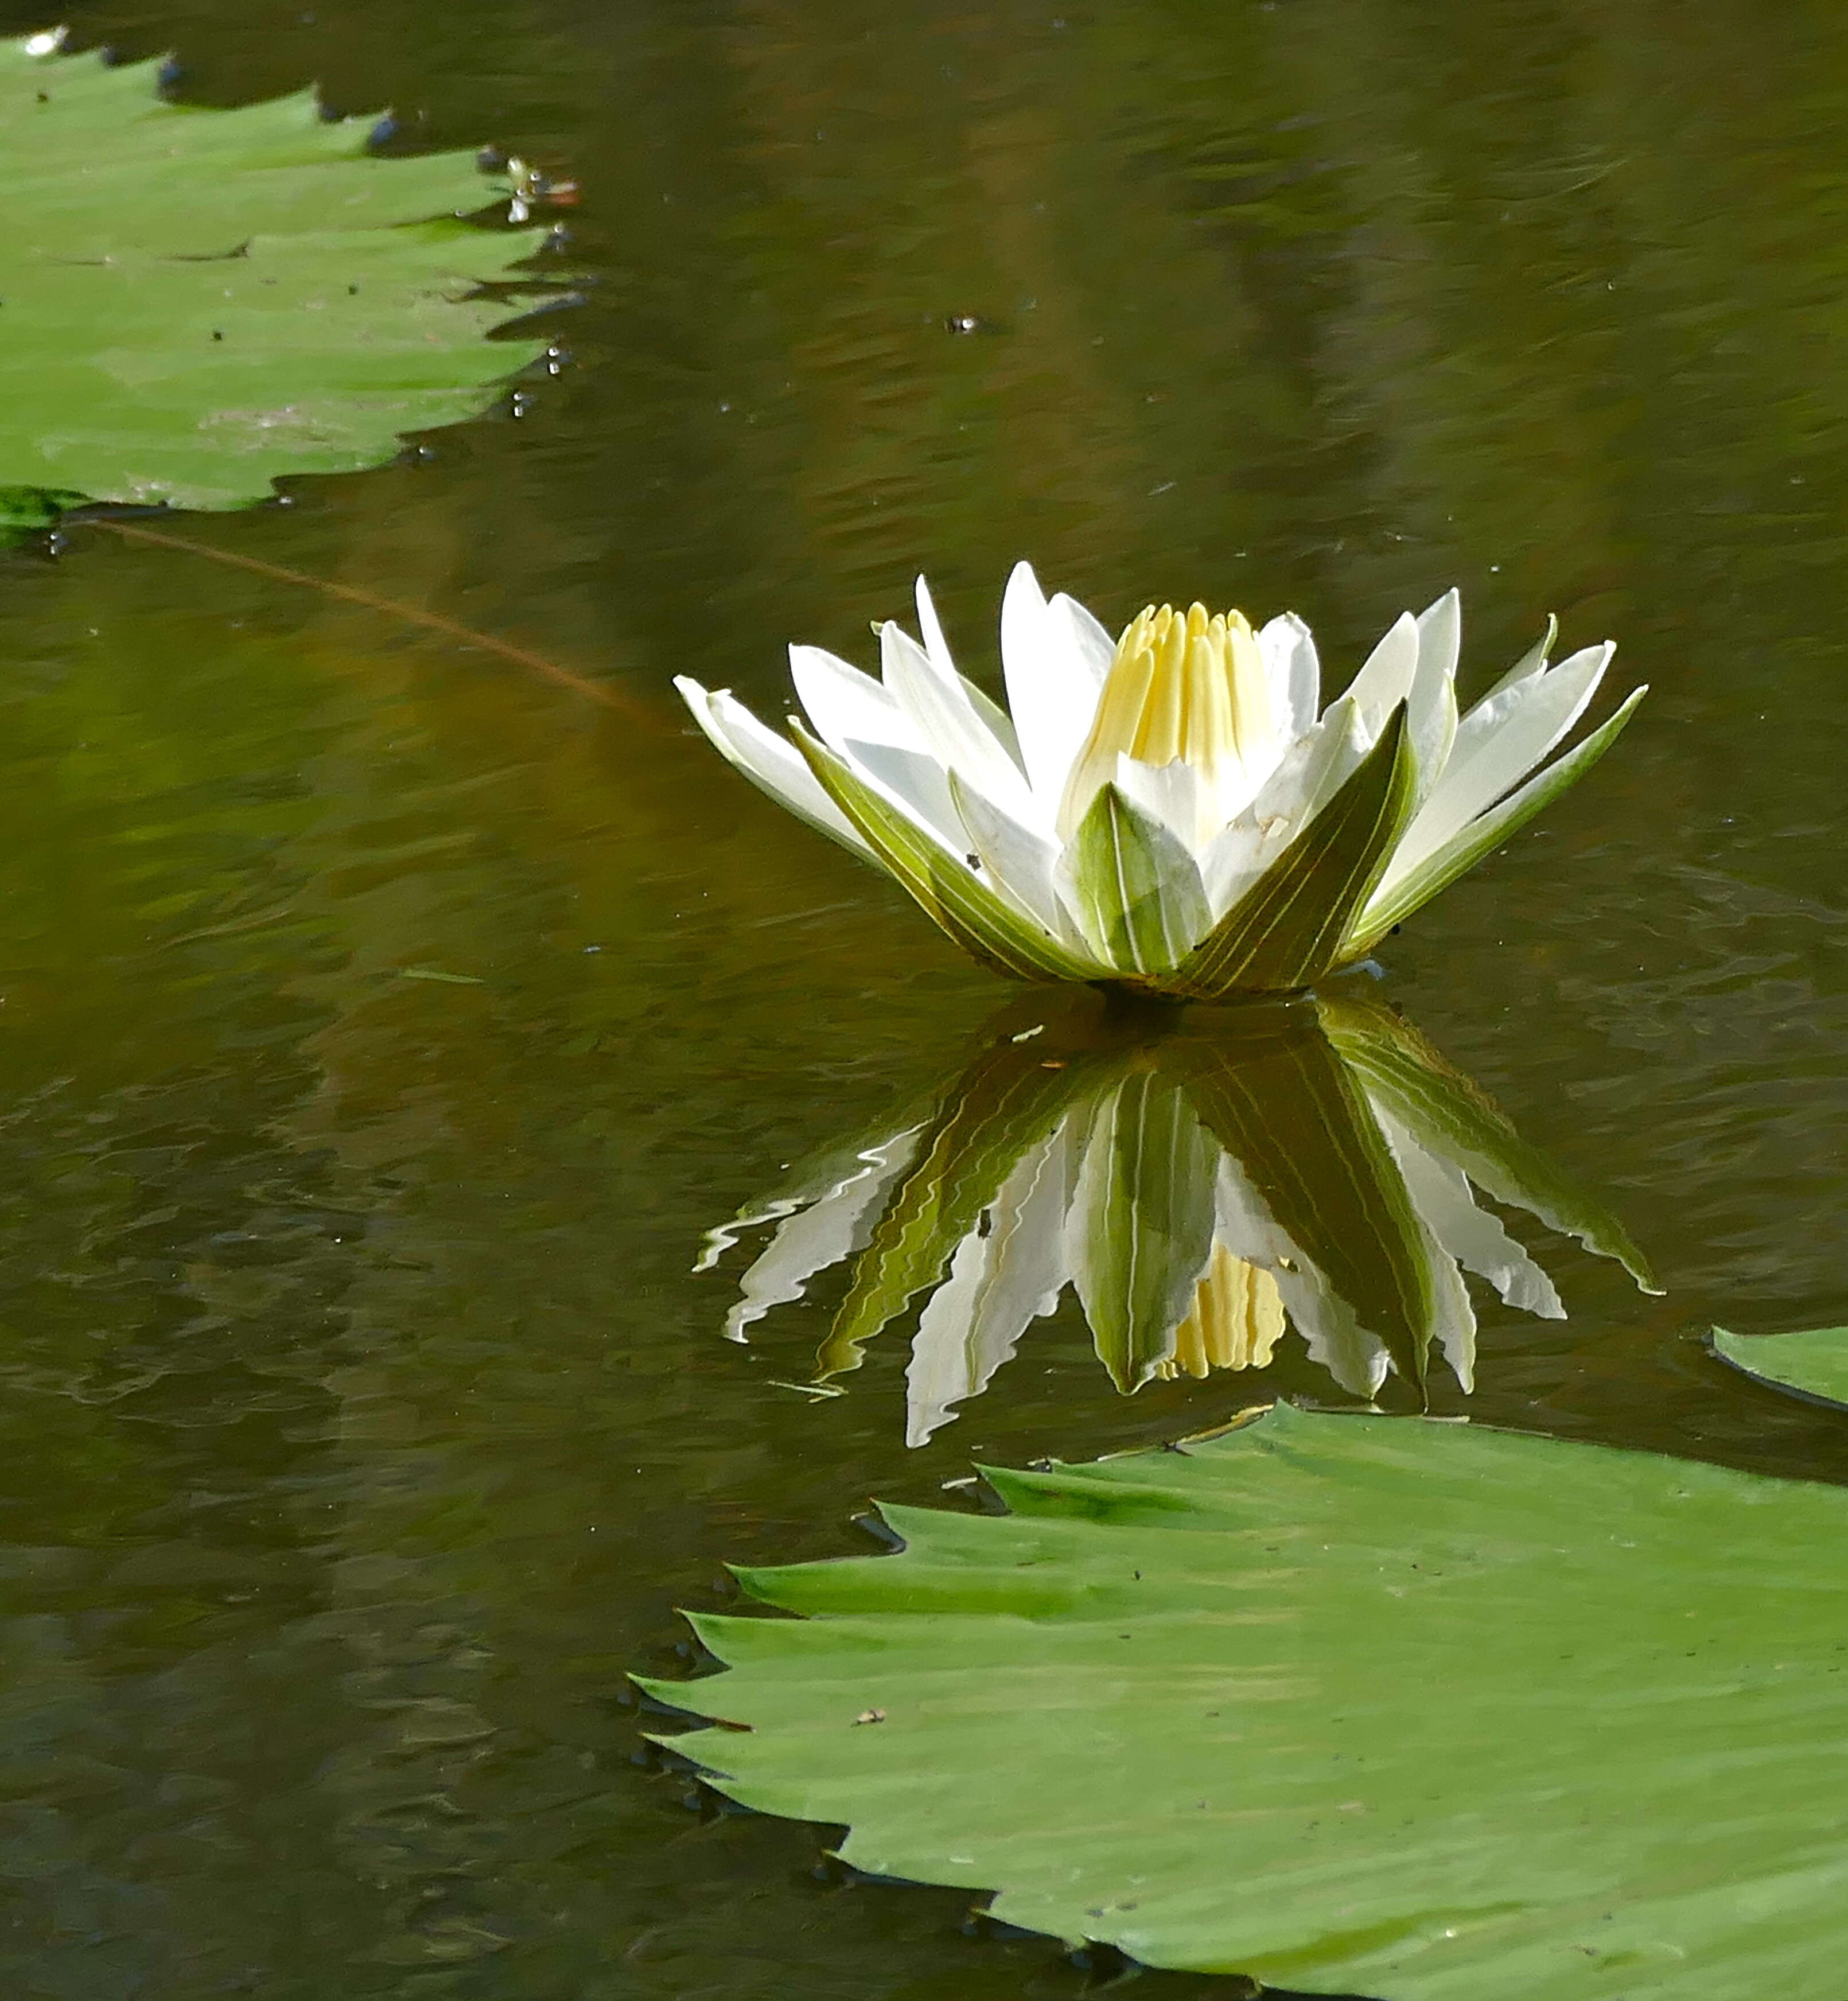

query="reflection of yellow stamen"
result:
[1059,603,1273,836]
[1161,1245,1286,1379]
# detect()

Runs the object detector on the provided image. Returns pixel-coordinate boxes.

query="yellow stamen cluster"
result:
[1059,602,1273,837]
[1158,1244,1286,1379]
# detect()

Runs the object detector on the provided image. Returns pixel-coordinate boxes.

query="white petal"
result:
[675,678,871,855]
[1419,1217,1479,1395]
[1383,643,1612,887]
[721,1131,924,1342]
[913,574,957,682]
[914,578,1024,764]
[1001,560,1110,807]
[1273,1263,1391,1397]
[1407,589,1461,803]
[1110,753,1211,856]
[1413,589,1462,687]
[1258,612,1320,737]
[881,621,1042,827]
[951,774,1075,939]
[839,735,970,852]
[1197,695,1367,915]
[789,643,919,758]
[1343,610,1421,734]
[1212,1153,1391,1398]
[1050,591,1118,682]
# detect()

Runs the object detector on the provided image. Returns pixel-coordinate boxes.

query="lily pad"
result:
[0,31,554,528]
[1713,1325,1848,1408]
[646,1403,1848,1999]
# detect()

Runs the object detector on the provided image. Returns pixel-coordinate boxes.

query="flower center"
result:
[1058,602,1273,838]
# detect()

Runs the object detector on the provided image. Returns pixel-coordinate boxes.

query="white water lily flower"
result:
[676,566,1645,996]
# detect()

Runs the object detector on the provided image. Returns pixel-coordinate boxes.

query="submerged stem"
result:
[87,518,655,722]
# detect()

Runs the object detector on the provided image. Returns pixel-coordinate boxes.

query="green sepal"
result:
[792,725,1103,985]
[1344,686,1647,957]
[1162,704,1416,997]
[1065,783,1211,975]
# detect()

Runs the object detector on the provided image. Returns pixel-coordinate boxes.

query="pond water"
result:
[5,0,1848,1994]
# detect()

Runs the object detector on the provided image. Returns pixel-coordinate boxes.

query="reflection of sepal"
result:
[1182,1008,1437,1388]
[697,989,1656,1439]
[814,1039,1099,1380]
[1323,997,1659,1295]
[1068,1070,1219,1391]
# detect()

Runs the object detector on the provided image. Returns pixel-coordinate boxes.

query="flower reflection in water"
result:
[697,995,1656,1445]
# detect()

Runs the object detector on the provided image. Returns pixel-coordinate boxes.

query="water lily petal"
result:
[1110,752,1211,856]
[911,576,1025,768]
[1258,611,1320,737]
[1348,684,1645,953]
[1343,610,1421,733]
[789,643,920,757]
[1002,560,1108,807]
[881,620,1042,827]
[1469,614,1557,713]
[675,678,872,856]
[948,770,1074,940]
[1407,588,1461,804]
[839,736,969,851]
[913,574,956,682]
[1198,694,1368,916]
[1384,641,1613,884]
[1051,591,1119,682]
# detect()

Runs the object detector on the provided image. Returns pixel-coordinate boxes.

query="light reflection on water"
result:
[3,0,1848,1994]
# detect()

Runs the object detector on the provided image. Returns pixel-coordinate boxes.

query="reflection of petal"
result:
[905,1129,1076,1446]
[1382,1114,1566,1321]
[1418,1213,1479,1395]
[722,1130,924,1343]
[1209,1150,1393,1396]
[1273,1263,1391,1398]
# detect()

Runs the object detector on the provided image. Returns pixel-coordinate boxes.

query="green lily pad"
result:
[0,31,554,529]
[645,1403,1848,1999]
[1713,1325,1848,1408]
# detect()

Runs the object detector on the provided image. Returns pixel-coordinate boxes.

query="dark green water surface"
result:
[5,1,1848,1994]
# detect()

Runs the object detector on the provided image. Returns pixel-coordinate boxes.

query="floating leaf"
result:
[649,1403,1848,1999]
[1713,1325,1848,1408]
[0,33,557,528]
